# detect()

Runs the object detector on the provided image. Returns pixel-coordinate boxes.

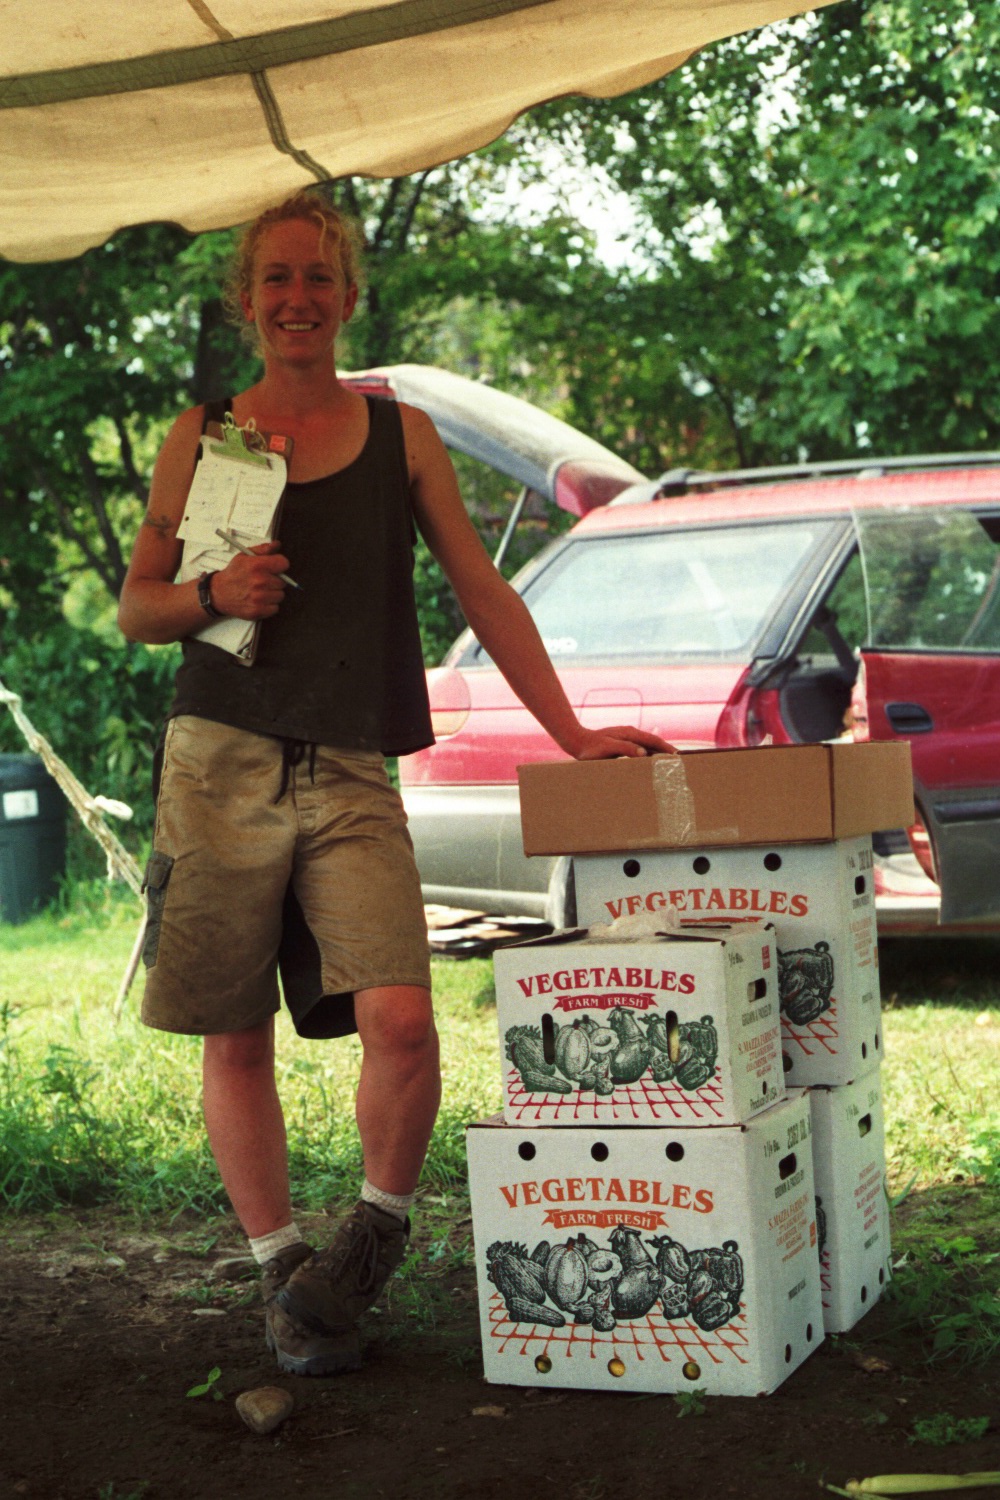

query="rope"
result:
[0,674,147,1017]
[0,676,144,896]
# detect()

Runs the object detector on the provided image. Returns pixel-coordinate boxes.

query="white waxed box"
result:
[574,837,882,1088]
[466,1093,824,1397]
[493,923,783,1127]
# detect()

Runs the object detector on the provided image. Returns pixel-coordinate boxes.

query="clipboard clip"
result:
[208,413,271,468]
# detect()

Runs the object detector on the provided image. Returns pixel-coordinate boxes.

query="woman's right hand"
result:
[212,541,290,619]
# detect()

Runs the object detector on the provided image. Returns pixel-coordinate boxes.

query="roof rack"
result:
[652,452,1000,498]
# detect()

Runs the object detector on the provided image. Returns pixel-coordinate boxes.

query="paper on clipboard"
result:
[176,423,290,665]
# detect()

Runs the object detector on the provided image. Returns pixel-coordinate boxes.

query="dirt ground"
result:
[2,1189,998,1500]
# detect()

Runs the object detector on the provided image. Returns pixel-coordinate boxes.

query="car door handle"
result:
[885,701,934,734]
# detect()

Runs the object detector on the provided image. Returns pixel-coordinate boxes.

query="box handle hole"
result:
[541,1012,557,1066]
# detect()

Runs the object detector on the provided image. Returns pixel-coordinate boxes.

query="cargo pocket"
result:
[141,851,174,968]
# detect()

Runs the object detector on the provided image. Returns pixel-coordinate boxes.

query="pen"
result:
[215,528,303,591]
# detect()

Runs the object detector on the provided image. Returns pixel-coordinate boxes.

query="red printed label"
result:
[552,993,657,1012]
[543,1208,667,1232]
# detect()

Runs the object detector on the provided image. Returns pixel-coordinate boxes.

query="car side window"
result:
[854,507,1000,651]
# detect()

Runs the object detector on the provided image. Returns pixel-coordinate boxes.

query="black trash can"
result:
[0,754,67,923]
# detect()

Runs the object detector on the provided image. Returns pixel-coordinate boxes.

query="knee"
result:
[203,1020,274,1074]
[385,1009,439,1062]
[357,987,438,1062]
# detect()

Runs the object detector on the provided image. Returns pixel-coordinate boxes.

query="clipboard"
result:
[176,416,293,666]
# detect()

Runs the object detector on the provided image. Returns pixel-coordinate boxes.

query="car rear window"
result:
[471,519,831,663]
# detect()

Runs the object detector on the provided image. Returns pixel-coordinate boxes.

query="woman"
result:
[118,190,666,1376]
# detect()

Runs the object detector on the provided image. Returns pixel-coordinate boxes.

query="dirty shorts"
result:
[140,716,431,1038]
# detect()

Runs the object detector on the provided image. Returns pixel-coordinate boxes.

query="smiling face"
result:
[240,216,358,369]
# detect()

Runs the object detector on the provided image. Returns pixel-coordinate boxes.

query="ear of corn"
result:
[837,1475,1000,1496]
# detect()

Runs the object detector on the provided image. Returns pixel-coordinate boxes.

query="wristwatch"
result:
[197,571,223,620]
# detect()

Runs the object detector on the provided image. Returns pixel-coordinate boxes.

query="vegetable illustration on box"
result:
[778,941,835,1026]
[504,1011,720,1098]
[493,926,783,1126]
[486,1226,744,1336]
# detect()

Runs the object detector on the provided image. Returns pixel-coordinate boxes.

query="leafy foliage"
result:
[908,1412,992,1447]
[531,0,1000,463]
[885,1234,1000,1366]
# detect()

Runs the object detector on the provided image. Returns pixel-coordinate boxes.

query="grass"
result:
[877,937,1000,1191]
[0,888,503,1214]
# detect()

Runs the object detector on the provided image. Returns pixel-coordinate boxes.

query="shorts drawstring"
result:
[274,738,318,803]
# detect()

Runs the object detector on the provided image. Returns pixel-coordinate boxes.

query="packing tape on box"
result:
[652,753,737,846]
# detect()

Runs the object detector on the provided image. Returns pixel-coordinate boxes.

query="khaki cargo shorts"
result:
[141,716,431,1038]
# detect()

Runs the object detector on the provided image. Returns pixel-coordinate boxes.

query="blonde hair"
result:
[222,191,365,341]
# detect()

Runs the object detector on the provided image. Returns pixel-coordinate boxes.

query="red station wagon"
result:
[343,366,1000,938]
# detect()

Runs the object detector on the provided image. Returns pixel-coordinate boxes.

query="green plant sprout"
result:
[673,1388,707,1418]
[185,1366,223,1401]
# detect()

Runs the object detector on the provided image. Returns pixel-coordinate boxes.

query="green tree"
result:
[530,0,1000,464]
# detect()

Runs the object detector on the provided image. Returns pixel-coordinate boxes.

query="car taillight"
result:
[426,666,471,737]
[716,670,781,747]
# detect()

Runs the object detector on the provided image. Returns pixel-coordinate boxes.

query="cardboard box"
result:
[518,742,914,856]
[793,1074,892,1333]
[574,837,883,1088]
[494,924,784,1127]
[466,1094,823,1397]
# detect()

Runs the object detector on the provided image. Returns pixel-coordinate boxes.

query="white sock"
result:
[361,1179,415,1224]
[248,1222,305,1264]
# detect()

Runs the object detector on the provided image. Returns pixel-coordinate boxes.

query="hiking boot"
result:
[275,1201,410,1336]
[260,1240,314,1309]
[266,1303,363,1377]
[261,1240,363,1377]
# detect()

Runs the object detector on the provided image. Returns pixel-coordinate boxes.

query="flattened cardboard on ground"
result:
[518,742,914,856]
[494,923,784,1128]
[466,1094,823,1397]
[791,1074,892,1334]
[575,837,883,1089]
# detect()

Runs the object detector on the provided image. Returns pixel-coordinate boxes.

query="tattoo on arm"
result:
[143,512,175,537]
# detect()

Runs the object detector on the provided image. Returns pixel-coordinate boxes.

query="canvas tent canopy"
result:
[1,0,834,264]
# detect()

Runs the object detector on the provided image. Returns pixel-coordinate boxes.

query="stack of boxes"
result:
[466,741,912,1396]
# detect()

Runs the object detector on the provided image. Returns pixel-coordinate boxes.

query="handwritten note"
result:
[176,435,288,664]
[177,438,286,546]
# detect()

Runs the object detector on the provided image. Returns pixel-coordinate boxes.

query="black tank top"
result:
[168,395,434,756]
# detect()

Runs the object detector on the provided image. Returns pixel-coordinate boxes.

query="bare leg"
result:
[202,1017,292,1238]
[354,985,440,1196]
